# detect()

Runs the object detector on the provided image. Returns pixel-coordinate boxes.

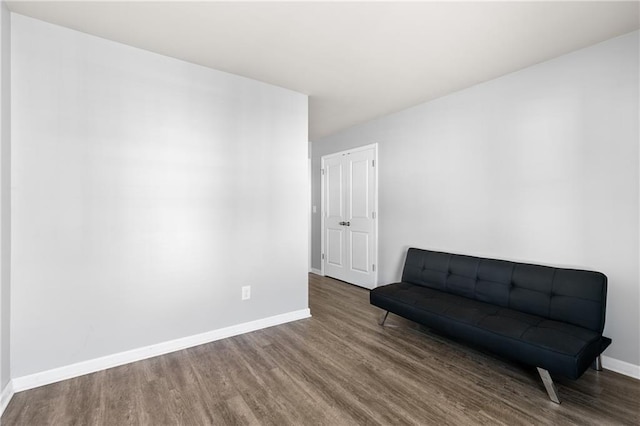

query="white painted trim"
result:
[320,155,325,277]
[310,268,323,276]
[602,355,640,380]
[0,380,14,418]
[309,156,312,275]
[12,309,311,392]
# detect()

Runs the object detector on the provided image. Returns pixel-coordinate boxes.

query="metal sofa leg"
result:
[592,355,603,371]
[537,367,561,404]
[378,311,389,326]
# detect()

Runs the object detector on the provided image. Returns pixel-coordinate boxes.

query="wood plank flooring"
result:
[3,274,639,425]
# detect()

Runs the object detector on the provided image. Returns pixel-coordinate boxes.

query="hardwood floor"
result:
[3,274,639,425]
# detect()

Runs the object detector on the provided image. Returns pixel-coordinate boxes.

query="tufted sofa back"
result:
[401,248,608,333]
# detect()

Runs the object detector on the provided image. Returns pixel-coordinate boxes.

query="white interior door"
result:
[322,145,377,289]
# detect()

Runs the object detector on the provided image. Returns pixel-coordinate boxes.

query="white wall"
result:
[312,31,639,369]
[0,1,10,394]
[11,14,308,379]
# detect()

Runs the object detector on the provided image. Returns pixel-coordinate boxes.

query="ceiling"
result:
[7,1,640,141]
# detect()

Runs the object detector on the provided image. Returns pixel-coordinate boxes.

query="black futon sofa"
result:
[370,248,611,403]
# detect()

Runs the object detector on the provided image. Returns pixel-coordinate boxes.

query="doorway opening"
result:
[320,144,378,289]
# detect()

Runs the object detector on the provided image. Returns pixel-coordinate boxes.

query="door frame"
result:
[320,143,378,288]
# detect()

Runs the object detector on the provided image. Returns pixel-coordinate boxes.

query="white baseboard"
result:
[310,268,323,276]
[12,308,311,393]
[0,380,14,418]
[602,355,640,380]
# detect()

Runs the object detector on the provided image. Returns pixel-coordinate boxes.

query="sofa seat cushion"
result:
[371,282,606,379]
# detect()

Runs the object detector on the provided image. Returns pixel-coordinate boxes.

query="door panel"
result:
[350,158,369,219]
[326,228,344,266]
[322,145,377,289]
[326,163,343,218]
[350,231,369,273]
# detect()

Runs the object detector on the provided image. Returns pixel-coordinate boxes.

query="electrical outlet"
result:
[242,285,251,300]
